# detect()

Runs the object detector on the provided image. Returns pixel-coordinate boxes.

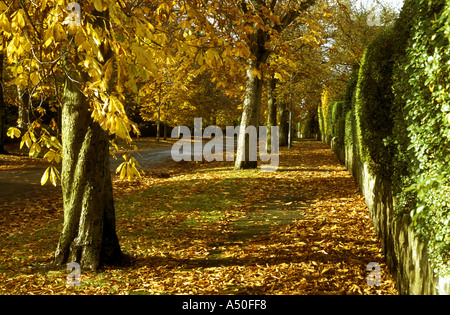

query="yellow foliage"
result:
[115,154,142,181]
[0,13,10,33]
[0,1,7,11]
[93,0,107,12]
[41,166,60,186]
[321,89,330,113]
[6,127,21,139]
[1,0,327,182]
[11,9,25,30]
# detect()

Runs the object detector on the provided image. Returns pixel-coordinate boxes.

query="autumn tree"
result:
[268,0,398,143]
[318,0,398,100]
[120,1,241,143]
[232,0,318,169]
[54,1,193,269]
[1,0,192,270]
[180,71,242,127]
[0,51,5,154]
[130,0,324,163]
[257,1,325,147]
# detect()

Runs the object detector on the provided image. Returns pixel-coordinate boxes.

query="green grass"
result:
[114,176,246,247]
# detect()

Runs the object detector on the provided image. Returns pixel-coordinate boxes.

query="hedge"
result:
[353,27,400,181]
[324,0,450,275]
[391,0,450,274]
[318,96,335,142]
[331,101,345,145]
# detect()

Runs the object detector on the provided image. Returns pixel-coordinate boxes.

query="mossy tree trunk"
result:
[0,52,6,154]
[54,8,123,271]
[235,20,270,170]
[266,75,277,153]
[54,76,123,271]
[278,101,289,147]
[235,58,264,170]
[17,87,30,130]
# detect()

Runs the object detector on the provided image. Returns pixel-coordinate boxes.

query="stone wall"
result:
[325,137,450,295]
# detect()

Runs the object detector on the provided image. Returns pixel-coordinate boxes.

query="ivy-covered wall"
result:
[319,0,450,293]
[392,0,450,275]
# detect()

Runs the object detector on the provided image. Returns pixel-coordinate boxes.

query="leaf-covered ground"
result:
[0,139,398,295]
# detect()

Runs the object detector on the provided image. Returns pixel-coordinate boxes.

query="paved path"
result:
[0,138,237,205]
[0,166,55,204]
[109,146,174,172]
[0,145,175,205]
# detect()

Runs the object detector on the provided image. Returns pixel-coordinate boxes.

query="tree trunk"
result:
[0,52,6,154]
[0,99,4,155]
[54,77,123,271]
[235,58,263,169]
[235,12,271,170]
[278,101,289,147]
[17,87,30,130]
[233,0,317,166]
[266,75,277,152]
[54,7,124,271]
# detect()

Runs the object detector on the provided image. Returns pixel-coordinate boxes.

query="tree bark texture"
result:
[17,87,30,130]
[54,7,123,271]
[235,21,269,170]
[0,52,6,154]
[278,101,289,147]
[266,75,277,152]
[54,77,122,270]
[235,58,263,169]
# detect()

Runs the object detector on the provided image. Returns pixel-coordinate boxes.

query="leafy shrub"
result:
[342,69,360,157]
[389,0,418,218]
[344,110,353,148]
[318,96,335,140]
[318,105,324,138]
[353,28,399,180]
[331,101,345,145]
[342,68,358,114]
[338,0,450,275]
[392,0,450,274]
[325,100,333,138]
